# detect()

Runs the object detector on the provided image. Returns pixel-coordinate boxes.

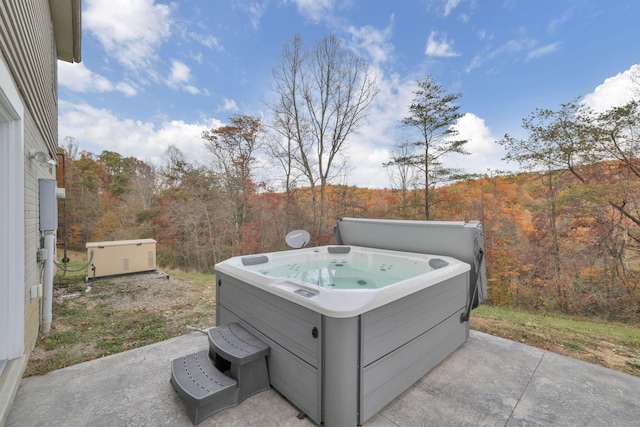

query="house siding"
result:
[0,0,61,424]
[24,109,56,353]
[0,0,58,154]
[0,0,60,356]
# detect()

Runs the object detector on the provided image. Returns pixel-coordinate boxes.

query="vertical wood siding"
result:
[0,0,58,155]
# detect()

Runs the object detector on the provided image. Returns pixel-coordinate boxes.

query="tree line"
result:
[55,34,640,322]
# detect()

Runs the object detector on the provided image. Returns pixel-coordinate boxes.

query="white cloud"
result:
[347,18,395,65]
[187,32,224,51]
[218,98,239,113]
[167,60,200,94]
[169,60,191,84]
[184,85,201,95]
[500,38,537,55]
[288,0,334,23]
[332,106,510,187]
[347,109,509,187]
[583,64,640,113]
[343,142,393,188]
[190,52,204,64]
[236,0,269,30]
[443,0,464,17]
[330,70,509,187]
[58,62,136,96]
[114,83,137,96]
[59,101,222,166]
[527,42,560,60]
[548,8,573,33]
[466,37,542,72]
[425,31,460,58]
[84,0,172,70]
[447,113,509,174]
[465,54,484,73]
[342,70,419,188]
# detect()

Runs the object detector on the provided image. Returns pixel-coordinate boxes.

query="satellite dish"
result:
[285,230,310,249]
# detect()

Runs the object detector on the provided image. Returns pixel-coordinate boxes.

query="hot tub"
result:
[215,244,472,426]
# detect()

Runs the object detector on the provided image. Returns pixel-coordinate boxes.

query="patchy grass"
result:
[26,255,640,378]
[470,305,640,377]
[53,267,87,294]
[25,263,217,377]
[167,270,217,288]
[41,330,83,351]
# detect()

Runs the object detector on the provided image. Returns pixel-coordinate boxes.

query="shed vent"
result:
[86,239,157,279]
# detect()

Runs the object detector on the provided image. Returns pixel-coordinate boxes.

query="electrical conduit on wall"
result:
[38,179,58,334]
[42,231,55,334]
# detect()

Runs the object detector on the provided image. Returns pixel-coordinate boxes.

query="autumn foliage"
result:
[55,135,640,324]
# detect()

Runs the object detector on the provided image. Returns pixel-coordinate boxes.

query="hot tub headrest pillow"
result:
[429,258,449,269]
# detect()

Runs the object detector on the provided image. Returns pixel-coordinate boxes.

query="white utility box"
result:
[86,239,157,279]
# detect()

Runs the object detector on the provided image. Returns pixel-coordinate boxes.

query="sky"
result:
[58,0,640,189]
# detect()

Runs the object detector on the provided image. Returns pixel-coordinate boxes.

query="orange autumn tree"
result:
[202,115,264,255]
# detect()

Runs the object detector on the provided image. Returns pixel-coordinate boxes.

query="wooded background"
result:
[55,140,640,323]
[55,36,640,323]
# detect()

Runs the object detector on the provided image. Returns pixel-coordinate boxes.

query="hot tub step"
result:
[208,322,270,365]
[170,349,238,425]
[208,323,271,403]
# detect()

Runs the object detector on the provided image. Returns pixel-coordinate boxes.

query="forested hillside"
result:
[55,140,640,323]
[54,58,640,323]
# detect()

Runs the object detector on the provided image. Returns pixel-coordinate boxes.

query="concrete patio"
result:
[6,330,640,426]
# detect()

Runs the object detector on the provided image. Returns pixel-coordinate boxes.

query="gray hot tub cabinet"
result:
[216,218,486,426]
[217,270,469,425]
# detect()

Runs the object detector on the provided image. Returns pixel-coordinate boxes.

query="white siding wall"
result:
[0,53,25,362]
[0,50,26,427]
[24,109,56,350]
[0,0,59,422]
[0,0,58,154]
[0,0,58,361]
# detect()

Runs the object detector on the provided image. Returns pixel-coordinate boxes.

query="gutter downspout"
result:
[42,231,56,333]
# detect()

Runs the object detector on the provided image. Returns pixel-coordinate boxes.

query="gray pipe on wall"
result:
[41,231,56,333]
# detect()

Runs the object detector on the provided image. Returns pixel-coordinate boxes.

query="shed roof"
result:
[49,0,82,63]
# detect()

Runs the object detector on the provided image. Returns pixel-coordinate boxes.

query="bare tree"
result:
[126,159,157,212]
[269,34,378,233]
[265,94,305,232]
[384,138,419,218]
[160,144,189,189]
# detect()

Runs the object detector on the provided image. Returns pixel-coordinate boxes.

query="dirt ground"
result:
[26,271,217,376]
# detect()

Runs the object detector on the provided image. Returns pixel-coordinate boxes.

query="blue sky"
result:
[58,0,640,188]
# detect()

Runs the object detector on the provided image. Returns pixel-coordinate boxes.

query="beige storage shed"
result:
[86,239,157,279]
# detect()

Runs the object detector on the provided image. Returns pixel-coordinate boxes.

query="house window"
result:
[0,57,25,364]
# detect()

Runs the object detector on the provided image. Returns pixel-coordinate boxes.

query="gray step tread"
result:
[208,323,270,365]
[171,350,237,401]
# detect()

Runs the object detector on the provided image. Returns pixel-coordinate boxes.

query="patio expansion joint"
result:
[504,350,546,426]
[374,412,402,427]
